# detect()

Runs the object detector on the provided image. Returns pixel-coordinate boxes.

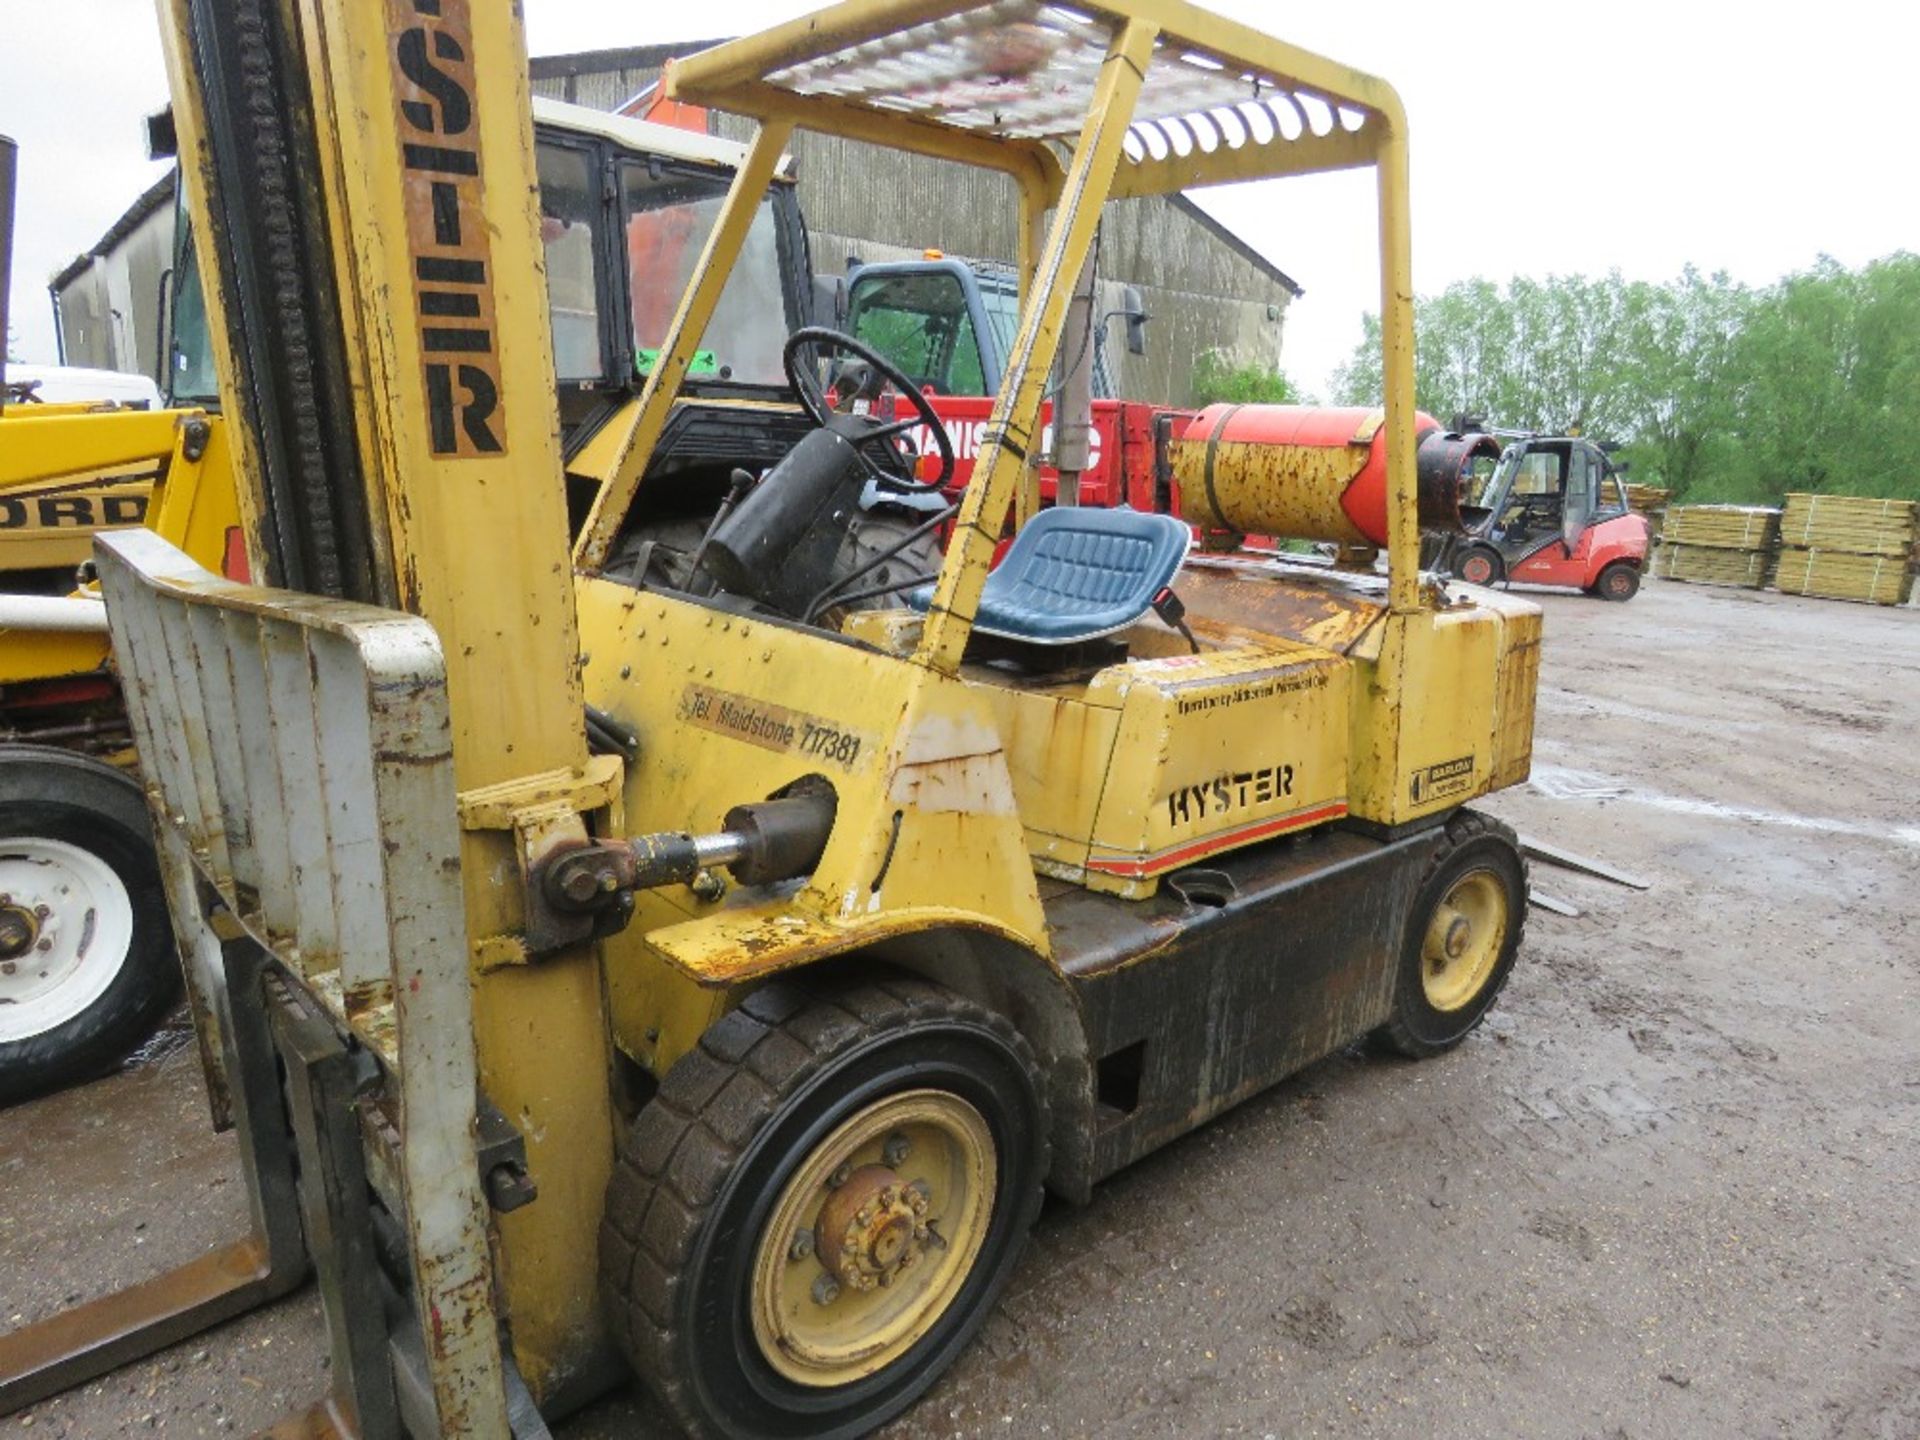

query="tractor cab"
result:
[846,254,1115,399]
[1449,434,1650,599]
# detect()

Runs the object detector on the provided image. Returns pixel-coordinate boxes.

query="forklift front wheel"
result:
[1377,811,1527,1058]
[601,974,1048,1439]
[1451,544,1504,587]
[1591,561,1641,602]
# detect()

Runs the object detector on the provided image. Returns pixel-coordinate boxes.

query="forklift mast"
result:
[127,0,607,1425]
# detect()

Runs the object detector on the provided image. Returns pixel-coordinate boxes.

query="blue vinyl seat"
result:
[910,506,1191,644]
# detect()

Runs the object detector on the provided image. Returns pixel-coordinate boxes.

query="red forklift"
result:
[1440,431,1650,600]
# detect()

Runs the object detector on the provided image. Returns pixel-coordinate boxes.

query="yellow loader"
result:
[1,2,1540,1436]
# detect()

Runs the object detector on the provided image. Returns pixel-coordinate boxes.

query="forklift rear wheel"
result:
[1376,811,1526,1058]
[1591,561,1641,602]
[1451,545,1504,587]
[0,747,177,1105]
[601,974,1049,1440]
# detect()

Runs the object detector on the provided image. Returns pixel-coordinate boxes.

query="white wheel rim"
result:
[0,836,136,1043]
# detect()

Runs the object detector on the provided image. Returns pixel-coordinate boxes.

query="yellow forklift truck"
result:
[1,1,1540,1436]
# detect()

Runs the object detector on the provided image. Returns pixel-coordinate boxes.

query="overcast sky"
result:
[5,0,1917,396]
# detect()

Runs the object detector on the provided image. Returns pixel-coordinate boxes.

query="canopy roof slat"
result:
[668,0,1402,197]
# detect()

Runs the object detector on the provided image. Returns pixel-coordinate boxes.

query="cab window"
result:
[167,234,220,409]
[979,284,1019,380]
[847,270,989,397]
[1510,449,1565,495]
[623,163,789,387]
[1596,458,1629,516]
[537,141,602,383]
[1459,452,1501,508]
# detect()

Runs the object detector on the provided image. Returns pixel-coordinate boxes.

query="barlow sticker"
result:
[679,684,868,770]
[389,0,505,457]
[1409,754,1475,804]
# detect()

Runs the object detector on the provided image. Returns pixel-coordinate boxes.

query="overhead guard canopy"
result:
[665,0,1404,201]
[594,0,1431,621]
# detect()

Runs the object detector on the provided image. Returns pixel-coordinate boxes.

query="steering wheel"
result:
[782,326,956,492]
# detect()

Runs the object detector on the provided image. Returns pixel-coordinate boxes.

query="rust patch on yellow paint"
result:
[1176,559,1388,654]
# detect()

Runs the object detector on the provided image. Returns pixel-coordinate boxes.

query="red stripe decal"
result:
[1087,802,1349,878]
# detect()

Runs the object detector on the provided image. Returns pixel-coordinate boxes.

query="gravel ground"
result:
[4,575,1916,1439]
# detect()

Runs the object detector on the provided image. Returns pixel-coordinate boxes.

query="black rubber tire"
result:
[1450,544,1505,587]
[0,747,178,1105]
[1592,561,1641,602]
[1376,810,1527,1059]
[600,974,1049,1440]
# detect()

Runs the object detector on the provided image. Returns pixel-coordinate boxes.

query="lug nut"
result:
[32,904,49,919]
[1,962,15,975]
[810,1273,840,1306]
[882,1133,911,1168]
[828,1163,852,1189]
[788,1228,814,1262]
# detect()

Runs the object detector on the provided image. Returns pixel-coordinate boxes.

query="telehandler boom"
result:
[3,2,1540,1436]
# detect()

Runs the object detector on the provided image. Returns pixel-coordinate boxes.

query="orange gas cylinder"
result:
[1172,405,1499,546]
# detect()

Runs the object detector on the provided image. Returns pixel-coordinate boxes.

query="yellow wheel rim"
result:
[749,1089,995,1388]
[1420,868,1509,1012]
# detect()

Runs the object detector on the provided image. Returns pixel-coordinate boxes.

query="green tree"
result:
[1721,254,1920,501]
[1330,254,1920,504]
[1191,350,1298,406]
[1614,268,1751,499]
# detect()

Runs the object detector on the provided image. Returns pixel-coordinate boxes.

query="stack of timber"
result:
[1651,543,1774,588]
[1774,493,1918,605]
[1652,504,1780,589]
[1662,505,1781,550]
[1626,483,1671,543]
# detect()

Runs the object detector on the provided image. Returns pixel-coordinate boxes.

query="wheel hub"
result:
[816,1165,933,1292]
[749,1089,995,1387]
[1420,869,1509,1013]
[0,900,39,963]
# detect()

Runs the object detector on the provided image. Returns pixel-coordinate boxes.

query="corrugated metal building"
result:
[530,42,1300,408]
[51,171,175,382]
[55,41,1300,408]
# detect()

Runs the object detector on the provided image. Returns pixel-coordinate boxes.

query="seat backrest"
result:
[970,506,1190,643]
[1002,506,1186,605]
